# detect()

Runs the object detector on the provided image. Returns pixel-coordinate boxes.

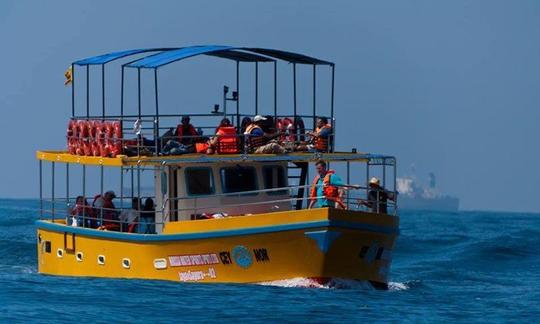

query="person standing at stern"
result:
[308,160,353,209]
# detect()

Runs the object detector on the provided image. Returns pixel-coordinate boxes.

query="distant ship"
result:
[397,172,459,212]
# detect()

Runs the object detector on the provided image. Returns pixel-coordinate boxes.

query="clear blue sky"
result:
[0,0,539,212]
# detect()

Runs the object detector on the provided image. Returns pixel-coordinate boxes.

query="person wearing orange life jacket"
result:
[308,117,333,152]
[175,115,199,145]
[244,115,267,150]
[206,118,239,154]
[308,160,351,209]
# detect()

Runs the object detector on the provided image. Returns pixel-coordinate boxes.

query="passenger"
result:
[308,160,347,209]
[362,177,396,214]
[307,117,332,152]
[140,198,156,234]
[175,115,198,145]
[244,115,285,154]
[119,198,141,233]
[69,196,93,227]
[93,190,119,230]
[208,118,238,154]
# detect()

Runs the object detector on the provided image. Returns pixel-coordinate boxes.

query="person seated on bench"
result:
[175,115,198,146]
[307,117,332,152]
[207,118,239,154]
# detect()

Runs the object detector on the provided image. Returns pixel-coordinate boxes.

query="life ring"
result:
[112,121,122,139]
[281,117,295,142]
[67,120,78,154]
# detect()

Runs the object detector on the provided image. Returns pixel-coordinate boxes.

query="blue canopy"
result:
[243,48,333,65]
[127,45,234,68]
[73,45,333,68]
[73,48,177,65]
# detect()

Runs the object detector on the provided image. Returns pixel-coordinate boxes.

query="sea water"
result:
[0,199,538,322]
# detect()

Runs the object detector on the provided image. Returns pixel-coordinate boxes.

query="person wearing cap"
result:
[244,115,268,150]
[93,190,119,230]
[363,177,396,214]
[175,115,198,146]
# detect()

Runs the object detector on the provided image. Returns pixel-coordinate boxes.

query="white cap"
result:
[369,177,380,186]
[253,115,267,122]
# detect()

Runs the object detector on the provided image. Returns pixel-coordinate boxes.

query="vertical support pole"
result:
[100,165,104,196]
[346,161,350,210]
[383,159,386,187]
[102,64,105,119]
[131,166,134,199]
[330,64,335,122]
[312,64,317,130]
[293,63,297,119]
[255,62,259,115]
[71,64,75,117]
[82,165,86,218]
[273,61,277,122]
[330,64,335,152]
[137,165,141,199]
[120,167,124,209]
[120,66,125,119]
[137,68,142,119]
[39,160,43,218]
[86,65,90,118]
[366,159,370,209]
[236,61,240,127]
[51,162,55,219]
[66,163,70,210]
[154,68,160,154]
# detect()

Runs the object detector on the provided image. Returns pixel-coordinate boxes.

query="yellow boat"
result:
[36,46,399,289]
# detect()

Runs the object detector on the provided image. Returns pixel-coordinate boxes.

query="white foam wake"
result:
[257,277,373,289]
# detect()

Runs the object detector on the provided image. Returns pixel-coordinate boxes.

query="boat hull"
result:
[36,208,399,287]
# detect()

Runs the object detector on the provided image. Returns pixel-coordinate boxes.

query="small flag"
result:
[64,66,73,86]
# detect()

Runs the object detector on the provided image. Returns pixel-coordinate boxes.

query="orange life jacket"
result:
[314,124,332,151]
[176,124,198,143]
[244,124,265,149]
[216,126,239,154]
[309,170,346,209]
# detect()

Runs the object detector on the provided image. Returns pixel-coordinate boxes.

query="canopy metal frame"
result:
[71,45,336,152]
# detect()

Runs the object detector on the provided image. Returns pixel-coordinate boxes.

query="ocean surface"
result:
[0,199,538,323]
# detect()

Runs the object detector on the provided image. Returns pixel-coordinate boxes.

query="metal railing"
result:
[40,183,397,235]
[67,114,336,158]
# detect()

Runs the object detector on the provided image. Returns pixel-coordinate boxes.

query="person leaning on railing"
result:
[362,177,396,214]
[309,160,354,209]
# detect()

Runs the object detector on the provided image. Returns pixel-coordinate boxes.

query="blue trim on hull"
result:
[36,219,398,242]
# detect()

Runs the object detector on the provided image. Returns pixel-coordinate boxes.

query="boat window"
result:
[185,168,215,196]
[263,166,288,195]
[220,166,258,194]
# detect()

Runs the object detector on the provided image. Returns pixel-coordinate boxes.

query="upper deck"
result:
[39,44,396,167]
